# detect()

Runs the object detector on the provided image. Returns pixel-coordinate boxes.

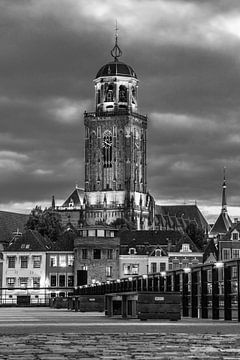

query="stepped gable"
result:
[119,230,183,255]
[0,210,29,245]
[7,229,52,251]
[156,204,209,232]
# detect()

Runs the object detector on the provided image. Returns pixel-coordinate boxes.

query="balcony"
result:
[84,109,147,122]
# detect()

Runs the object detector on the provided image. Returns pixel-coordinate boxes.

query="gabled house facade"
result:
[2,230,51,305]
[119,230,186,278]
[168,234,203,270]
[218,223,240,261]
[46,229,75,299]
[74,225,120,285]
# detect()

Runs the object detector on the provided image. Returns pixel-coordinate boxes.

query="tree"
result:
[111,217,136,231]
[186,221,206,250]
[25,206,63,242]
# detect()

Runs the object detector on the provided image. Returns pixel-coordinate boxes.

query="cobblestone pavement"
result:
[0,332,239,359]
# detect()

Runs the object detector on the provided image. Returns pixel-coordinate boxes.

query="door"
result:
[77,270,88,286]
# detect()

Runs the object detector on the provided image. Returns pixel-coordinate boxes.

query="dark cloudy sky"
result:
[1,0,240,222]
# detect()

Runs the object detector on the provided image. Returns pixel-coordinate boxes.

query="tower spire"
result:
[111,20,122,61]
[221,167,227,213]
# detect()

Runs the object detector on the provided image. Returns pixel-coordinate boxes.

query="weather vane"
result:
[111,20,122,61]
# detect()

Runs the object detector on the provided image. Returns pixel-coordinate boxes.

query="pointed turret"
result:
[209,169,232,238]
[221,167,227,213]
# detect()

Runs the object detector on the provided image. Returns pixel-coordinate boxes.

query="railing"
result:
[74,259,240,321]
[84,109,147,122]
[0,287,74,306]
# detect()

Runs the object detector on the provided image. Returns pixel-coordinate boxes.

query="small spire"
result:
[222,167,227,213]
[111,20,122,61]
[51,195,55,210]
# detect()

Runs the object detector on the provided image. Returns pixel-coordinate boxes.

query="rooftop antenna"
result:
[111,20,122,61]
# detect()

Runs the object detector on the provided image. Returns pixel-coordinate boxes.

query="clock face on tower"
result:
[103,138,112,148]
[102,130,112,148]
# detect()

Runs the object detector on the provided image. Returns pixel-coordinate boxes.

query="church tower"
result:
[84,31,153,230]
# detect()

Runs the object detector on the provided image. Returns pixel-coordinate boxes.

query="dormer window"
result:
[155,249,161,257]
[129,248,136,255]
[232,231,239,241]
[180,243,191,252]
[69,198,74,208]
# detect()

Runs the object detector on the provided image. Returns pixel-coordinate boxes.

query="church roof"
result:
[96,61,137,79]
[209,212,232,236]
[156,204,209,232]
[61,187,84,208]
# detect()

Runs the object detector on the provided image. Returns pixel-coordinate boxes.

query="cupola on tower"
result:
[84,30,154,230]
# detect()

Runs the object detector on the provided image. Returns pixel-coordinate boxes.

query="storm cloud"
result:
[1,0,240,221]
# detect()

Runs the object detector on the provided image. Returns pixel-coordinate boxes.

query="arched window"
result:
[102,130,112,168]
[119,85,127,102]
[105,83,114,102]
[97,90,101,104]
[129,248,136,255]
[155,249,161,257]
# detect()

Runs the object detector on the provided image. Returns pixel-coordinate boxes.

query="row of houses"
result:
[1,215,240,306]
[0,220,204,305]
